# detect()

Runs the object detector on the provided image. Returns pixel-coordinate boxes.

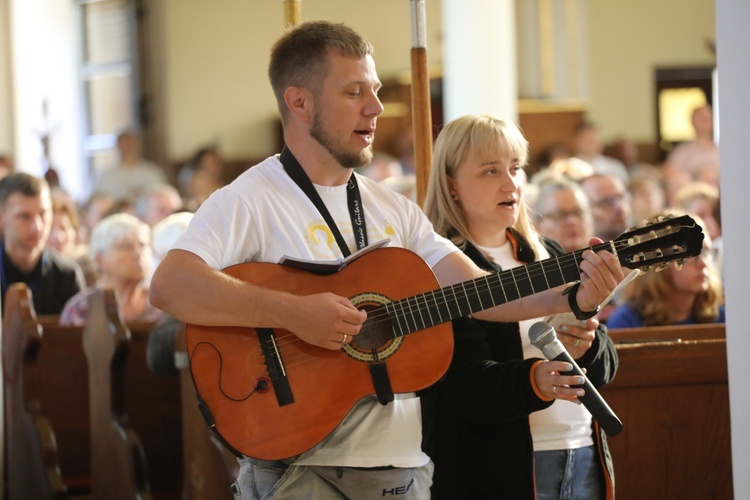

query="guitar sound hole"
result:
[352,304,394,351]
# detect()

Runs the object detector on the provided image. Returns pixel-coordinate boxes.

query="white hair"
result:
[152,211,193,260]
[89,212,151,261]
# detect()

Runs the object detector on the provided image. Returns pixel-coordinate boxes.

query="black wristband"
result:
[565,282,600,321]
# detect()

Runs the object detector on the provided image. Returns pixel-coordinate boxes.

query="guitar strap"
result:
[279,147,394,406]
[280,146,367,257]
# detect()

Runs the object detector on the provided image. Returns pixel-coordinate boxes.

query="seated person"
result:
[133,183,184,228]
[178,146,227,210]
[607,212,724,328]
[94,129,167,200]
[146,212,194,376]
[533,176,595,252]
[61,213,162,326]
[0,173,85,315]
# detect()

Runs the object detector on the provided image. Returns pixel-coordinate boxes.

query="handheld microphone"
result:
[529,321,623,436]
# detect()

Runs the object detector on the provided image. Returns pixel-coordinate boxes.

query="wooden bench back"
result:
[123,321,183,497]
[176,328,238,499]
[3,281,241,499]
[83,287,152,499]
[2,283,64,499]
[603,323,732,499]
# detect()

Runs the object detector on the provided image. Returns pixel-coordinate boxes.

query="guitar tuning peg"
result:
[655,262,671,272]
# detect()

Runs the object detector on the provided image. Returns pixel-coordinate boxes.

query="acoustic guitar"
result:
[187,214,704,460]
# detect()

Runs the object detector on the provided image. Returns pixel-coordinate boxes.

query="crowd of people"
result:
[0,19,725,500]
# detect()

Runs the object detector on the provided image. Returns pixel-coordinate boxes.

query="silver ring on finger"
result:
[341,333,348,345]
[574,338,582,347]
[552,385,557,394]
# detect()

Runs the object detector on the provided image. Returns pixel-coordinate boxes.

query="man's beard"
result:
[310,112,373,170]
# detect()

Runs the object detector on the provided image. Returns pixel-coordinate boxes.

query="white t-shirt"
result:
[174,155,458,467]
[478,241,594,452]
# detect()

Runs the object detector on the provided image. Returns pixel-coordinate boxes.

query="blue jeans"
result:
[534,445,604,500]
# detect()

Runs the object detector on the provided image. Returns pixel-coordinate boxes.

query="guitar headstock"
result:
[613,214,704,271]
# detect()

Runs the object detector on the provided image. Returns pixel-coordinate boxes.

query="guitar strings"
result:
[264,233,689,360]
[258,242,634,358]
[192,222,692,390]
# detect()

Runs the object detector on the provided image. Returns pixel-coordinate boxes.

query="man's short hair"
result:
[268,20,373,123]
[0,172,49,209]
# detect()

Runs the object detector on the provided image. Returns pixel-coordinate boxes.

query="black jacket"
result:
[1,243,85,316]
[422,231,617,499]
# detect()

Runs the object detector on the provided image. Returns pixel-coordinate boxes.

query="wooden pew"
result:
[83,287,151,499]
[2,284,66,499]
[602,323,732,499]
[3,283,176,499]
[176,329,238,499]
[3,283,152,498]
[123,321,182,499]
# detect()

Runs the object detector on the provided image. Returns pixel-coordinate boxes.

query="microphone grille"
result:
[528,321,556,348]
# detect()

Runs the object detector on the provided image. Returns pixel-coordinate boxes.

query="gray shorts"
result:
[233,457,433,499]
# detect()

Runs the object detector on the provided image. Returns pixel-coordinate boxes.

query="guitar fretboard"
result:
[384,242,614,336]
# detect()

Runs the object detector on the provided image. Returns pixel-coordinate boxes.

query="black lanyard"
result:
[280,146,368,258]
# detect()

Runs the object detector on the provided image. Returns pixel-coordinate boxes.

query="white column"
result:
[717,1,750,497]
[516,0,589,101]
[0,0,13,155]
[441,0,518,123]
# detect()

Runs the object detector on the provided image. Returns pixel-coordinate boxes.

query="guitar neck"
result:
[385,241,615,336]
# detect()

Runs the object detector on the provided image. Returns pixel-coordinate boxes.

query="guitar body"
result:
[186,247,453,461]
[186,214,705,460]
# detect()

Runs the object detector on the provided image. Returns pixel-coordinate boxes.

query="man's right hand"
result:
[283,293,366,350]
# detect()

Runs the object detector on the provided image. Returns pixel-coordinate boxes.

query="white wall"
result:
[587,0,716,143]
[8,0,84,198]
[162,0,443,161]
[716,1,750,497]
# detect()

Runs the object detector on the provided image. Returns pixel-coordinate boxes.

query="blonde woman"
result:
[422,114,617,499]
[607,211,723,328]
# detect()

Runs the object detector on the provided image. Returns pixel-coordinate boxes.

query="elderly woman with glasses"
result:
[607,211,724,329]
[60,212,163,326]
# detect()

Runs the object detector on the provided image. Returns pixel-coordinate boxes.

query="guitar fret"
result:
[398,299,412,335]
[471,280,485,312]
[414,295,427,330]
[555,256,565,283]
[431,290,443,323]
[505,269,521,302]
[387,302,405,336]
[474,280,486,310]
[485,275,496,307]
[404,296,419,332]
[423,292,436,326]
[528,261,551,294]
[440,286,458,321]
[525,266,535,294]
[453,284,463,317]
[540,258,563,288]
[492,273,508,305]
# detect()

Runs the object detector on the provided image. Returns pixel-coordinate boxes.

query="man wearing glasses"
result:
[580,173,634,241]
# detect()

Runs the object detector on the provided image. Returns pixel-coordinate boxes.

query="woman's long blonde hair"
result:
[423,114,539,256]
[620,210,723,325]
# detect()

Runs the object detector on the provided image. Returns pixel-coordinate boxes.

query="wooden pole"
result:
[409,0,433,207]
[283,0,301,27]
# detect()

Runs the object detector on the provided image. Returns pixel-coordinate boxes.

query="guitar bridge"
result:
[257,328,295,406]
